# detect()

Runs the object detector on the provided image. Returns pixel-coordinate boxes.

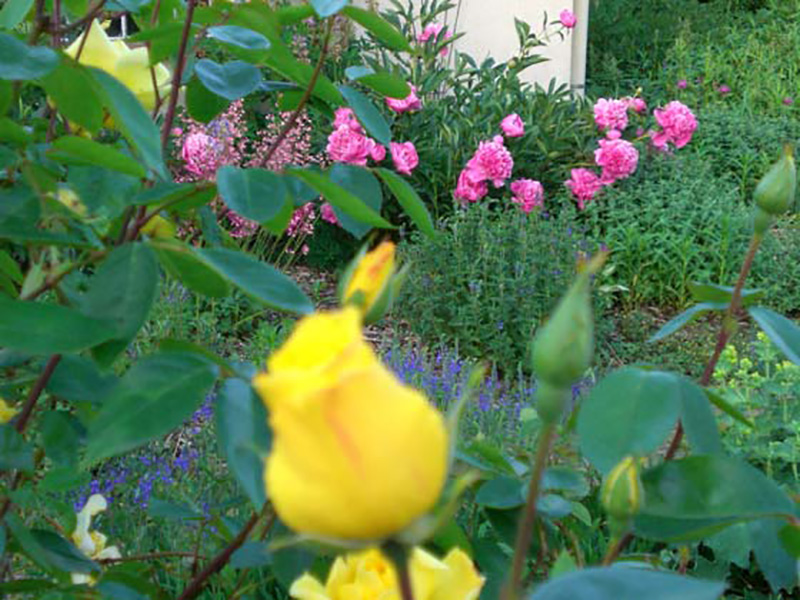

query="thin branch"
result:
[160,0,197,153]
[14,355,62,434]
[259,18,334,169]
[52,0,108,35]
[175,510,261,600]
[98,551,208,564]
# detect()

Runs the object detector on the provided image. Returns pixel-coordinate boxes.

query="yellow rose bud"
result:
[341,241,396,318]
[601,456,645,522]
[290,546,484,600]
[65,20,171,112]
[252,308,448,540]
[0,398,19,424]
[141,215,176,239]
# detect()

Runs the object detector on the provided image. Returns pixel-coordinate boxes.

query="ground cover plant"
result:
[1,1,799,600]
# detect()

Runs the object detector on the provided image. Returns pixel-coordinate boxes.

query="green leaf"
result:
[649,302,727,343]
[271,522,316,590]
[91,68,167,179]
[68,166,140,219]
[37,467,91,492]
[288,168,393,230]
[231,541,272,568]
[0,425,34,472]
[328,163,382,238]
[676,377,722,456]
[0,0,33,29]
[151,240,231,298]
[207,25,271,50]
[197,247,313,314]
[41,60,104,133]
[475,476,525,509]
[31,530,98,575]
[357,72,411,99]
[0,296,115,354]
[0,250,22,283]
[529,565,724,600]
[186,75,228,123]
[215,378,271,509]
[216,166,288,223]
[778,523,800,558]
[635,455,795,542]
[709,388,756,426]
[749,519,798,592]
[577,368,683,473]
[339,85,391,146]
[341,6,412,52]
[748,306,800,365]
[47,354,118,405]
[148,497,201,520]
[195,59,262,101]
[81,243,159,367]
[0,80,10,115]
[541,467,590,499]
[85,352,217,464]
[310,0,348,17]
[40,411,82,467]
[48,136,146,178]
[375,167,436,238]
[5,514,58,573]
[276,4,315,25]
[0,33,58,80]
[688,282,765,307]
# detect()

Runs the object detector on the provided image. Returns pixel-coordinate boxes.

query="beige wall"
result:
[354,0,587,92]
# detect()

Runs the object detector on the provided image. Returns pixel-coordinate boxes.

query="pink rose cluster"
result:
[453,113,545,214]
[418,23,453,56]
[565,96,697,209]
[327,108,386,166]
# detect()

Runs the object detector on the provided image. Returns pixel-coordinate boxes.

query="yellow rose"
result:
[252,308,448,540]
[342,241,396,315]
[0,399,18,424]
[290,546,484,600]
[65,20,171,112]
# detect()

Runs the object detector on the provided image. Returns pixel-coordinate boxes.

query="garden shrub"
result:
[584,155,800,312]
[397,202,604,369]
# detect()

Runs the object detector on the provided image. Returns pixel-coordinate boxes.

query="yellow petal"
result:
[290,573,330,600]
[431,548,485,600]
[65,20,121,73]
[344,241,396,312]
[0,399,18,425]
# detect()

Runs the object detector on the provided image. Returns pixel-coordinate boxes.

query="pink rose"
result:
[454,168,489,204]
[181,132,214,176]
[593,98,629,132]
[651,101,697,150]
[594,138,639,185]
[171,127,183,136]
[333,107,363,133]
[784,96,794,106]
[465,135,514,188]
[510,179,544,213]
[326,126,372,166]
[559,9,577,28]
[565,168,603,210]
[418,23,452,56]
[386,85,422,113]
[501,113,525,138]
[718,84,731,95]
[368,140,386,162]
[623,97,647,114]
[321,203,338,225]
[390,141,419,176]
[677,79,688,90]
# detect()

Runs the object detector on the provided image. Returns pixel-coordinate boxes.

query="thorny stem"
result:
[502,423,556,600]
[665,233,763,460]
[260,18,334,169]
[160,0,197,153]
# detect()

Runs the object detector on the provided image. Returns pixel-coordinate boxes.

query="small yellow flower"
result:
[71,494,121,585]
[0,399,18,424]
[65,20,171,112]
[342,241,396,315]
[290,546,484,600]
[253,308,448,540]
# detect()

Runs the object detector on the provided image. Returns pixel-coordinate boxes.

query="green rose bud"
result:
[754,147,796,217]
[601,456,644,523]
[531,256,604,389]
